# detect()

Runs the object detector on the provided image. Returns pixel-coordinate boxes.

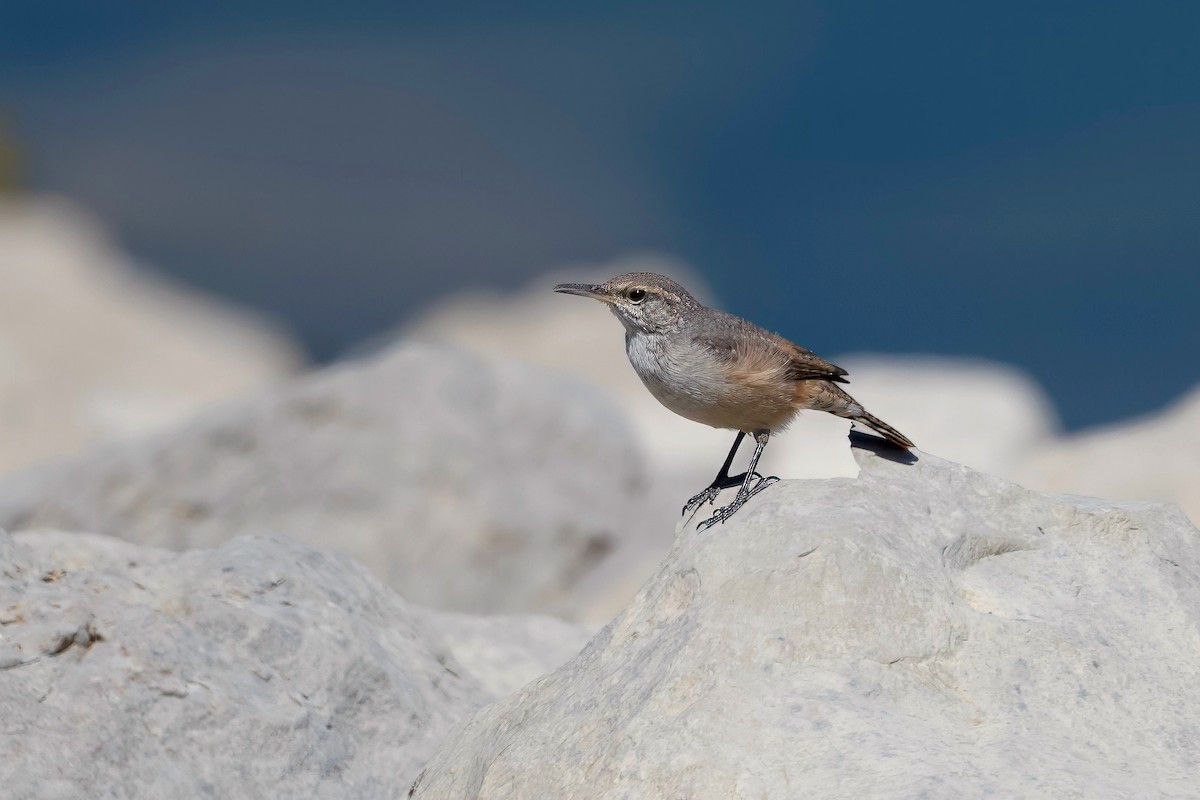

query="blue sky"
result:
[2,2,1197,428]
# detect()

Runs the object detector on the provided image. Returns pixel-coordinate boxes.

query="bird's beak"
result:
[553,283,613,303]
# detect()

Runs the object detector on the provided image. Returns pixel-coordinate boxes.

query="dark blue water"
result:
[2,2,1197,429]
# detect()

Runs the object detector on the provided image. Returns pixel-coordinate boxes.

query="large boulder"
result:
[411,438,1200,799]
[0,532,588,799]
[0,342,643,618]
[0,198,301,477]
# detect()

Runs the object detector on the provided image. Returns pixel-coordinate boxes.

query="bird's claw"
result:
[682,485,722,516]
[696,507,734,532]
[682,472,776,517]
[752,474,779,493]
[695,473,779,532]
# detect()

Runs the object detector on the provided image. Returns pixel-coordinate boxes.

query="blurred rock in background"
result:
[0,341,644,622]
[0,198,303,477]
[1015,387,1200,525]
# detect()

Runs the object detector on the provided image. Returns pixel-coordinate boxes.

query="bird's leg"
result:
[698,431,777,531]
[682,432,746,515]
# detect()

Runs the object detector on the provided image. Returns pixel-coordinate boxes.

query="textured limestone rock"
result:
[0,198,301,477]
[411,439,1200,799]
[0,532,587,799]
[0,342,643,618]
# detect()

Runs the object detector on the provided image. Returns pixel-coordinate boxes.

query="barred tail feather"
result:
[858,411,915,449]
[814,383,915,449]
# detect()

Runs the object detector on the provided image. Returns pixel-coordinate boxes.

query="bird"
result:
[554,272,914,530]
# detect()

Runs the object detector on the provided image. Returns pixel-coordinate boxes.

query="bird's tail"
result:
[823,384,915,449]
[855,410,915,449]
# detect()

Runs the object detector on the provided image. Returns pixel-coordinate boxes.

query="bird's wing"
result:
[694,315,850,384]
[773,336,850,383]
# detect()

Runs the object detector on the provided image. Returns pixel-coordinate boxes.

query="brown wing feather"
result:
[693,314,849,384]
[773,336,849,383]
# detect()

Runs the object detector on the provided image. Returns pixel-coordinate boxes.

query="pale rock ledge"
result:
[410,438,1200,799]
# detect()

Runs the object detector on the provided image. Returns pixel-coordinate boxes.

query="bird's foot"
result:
[682,485,722,516]
[695,474,779,532]
[681,471,771,516]
[751,473,779,494]
[697,497,748,532]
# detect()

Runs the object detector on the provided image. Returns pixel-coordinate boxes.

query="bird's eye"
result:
[628,289,647,303]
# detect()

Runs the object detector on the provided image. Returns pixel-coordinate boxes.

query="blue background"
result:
[2,1,1197,428]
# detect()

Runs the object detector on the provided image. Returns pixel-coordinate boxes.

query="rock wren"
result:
[555,272,914,530]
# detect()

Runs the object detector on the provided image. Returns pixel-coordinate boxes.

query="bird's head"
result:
[554,272,698,334]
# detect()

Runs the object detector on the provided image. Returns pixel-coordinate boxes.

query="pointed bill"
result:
[553,283,612,302]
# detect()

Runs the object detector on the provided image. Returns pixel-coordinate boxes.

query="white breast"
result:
[625,331,732,428]
[624,330,801,432]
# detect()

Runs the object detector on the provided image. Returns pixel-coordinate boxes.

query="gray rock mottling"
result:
[0,198,301,477]
[0,532,587,800]
[0,342,643,619]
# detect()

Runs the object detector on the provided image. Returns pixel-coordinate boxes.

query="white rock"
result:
[0,342,643,619]
[0,532,587,799]
[410,440,1200,799]
[1016,385,1200,524]
[425,610,591,701]
[0,198,302,477]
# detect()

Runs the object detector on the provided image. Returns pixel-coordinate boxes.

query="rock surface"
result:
[0,198,302,477]
[0,532,588,799]
[411,438,1200,799]
[0,342,642,619]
